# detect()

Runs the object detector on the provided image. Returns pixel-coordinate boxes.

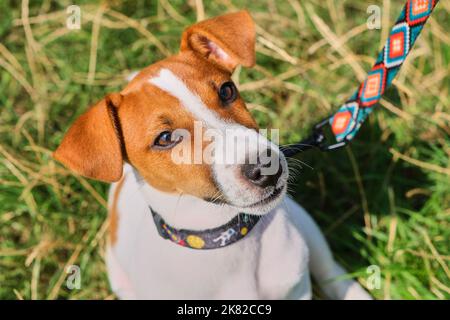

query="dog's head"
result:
[54,11,288,214]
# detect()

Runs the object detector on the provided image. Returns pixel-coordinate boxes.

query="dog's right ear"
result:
[53,93,125,183]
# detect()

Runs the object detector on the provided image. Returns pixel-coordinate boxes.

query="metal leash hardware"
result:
[281,116,348,157]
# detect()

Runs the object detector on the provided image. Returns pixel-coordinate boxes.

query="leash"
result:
[282,0,440,157]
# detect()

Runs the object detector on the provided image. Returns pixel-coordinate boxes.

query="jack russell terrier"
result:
[54,11,371,300]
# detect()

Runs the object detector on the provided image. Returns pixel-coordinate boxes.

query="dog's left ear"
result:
[53,93,125,183]
[180,10,255,72]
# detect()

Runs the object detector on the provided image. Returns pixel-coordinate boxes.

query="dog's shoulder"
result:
[255,198,311,298]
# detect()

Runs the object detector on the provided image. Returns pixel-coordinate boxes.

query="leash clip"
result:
[281,116,349,157]
[312,117,348,152]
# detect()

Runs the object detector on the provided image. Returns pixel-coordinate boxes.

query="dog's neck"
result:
[131,167,241,230]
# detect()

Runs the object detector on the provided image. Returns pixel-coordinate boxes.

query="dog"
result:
[54,11,371,300]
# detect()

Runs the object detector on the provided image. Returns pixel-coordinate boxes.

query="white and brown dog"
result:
[54,11,371,300]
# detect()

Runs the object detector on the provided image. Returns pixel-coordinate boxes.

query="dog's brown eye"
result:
[218,81,237,105]
[153,131,181,149]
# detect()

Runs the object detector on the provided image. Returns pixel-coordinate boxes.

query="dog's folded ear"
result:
[53,93,125,183]
[180,10,255,72]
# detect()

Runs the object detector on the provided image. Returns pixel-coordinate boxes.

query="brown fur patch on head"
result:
[118,51,258,200]
[120,75,219,198]
[54,11,258,201]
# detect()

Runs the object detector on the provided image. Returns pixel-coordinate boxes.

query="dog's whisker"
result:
[288,163,301,170]
[287,165,301,173]
[288,170,301,178]
[209,190,221,203]
[280,142,315,148]
[287,169,301,178]
[287,157,314,170]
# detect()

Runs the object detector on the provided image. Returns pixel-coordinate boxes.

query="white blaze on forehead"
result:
[148,68,225,128]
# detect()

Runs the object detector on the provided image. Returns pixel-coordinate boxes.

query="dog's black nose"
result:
[241,152,282,188]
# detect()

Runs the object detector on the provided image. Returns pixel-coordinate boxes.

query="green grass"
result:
[0,0,449,300]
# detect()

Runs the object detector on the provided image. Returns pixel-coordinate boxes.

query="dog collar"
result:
[149,207,261,250]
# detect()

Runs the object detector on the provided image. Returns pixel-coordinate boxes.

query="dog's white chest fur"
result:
[107,166,312,299]
[106,165,370,300]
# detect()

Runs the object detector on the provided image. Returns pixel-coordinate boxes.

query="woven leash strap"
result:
[283,0,440,156]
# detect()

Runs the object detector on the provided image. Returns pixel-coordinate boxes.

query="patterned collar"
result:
[149,207,262,250]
